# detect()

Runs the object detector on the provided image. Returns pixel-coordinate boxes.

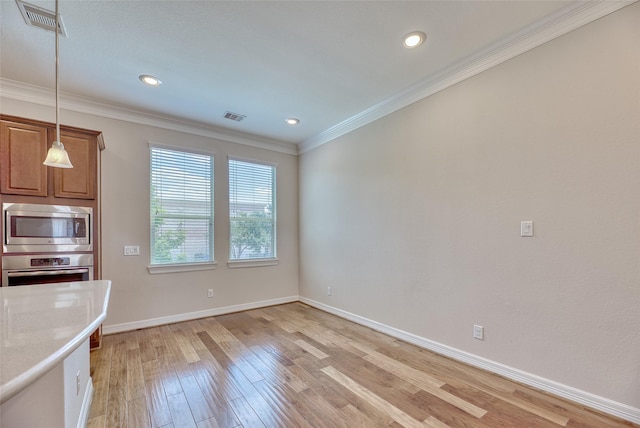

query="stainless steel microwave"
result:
[2,203,92,253]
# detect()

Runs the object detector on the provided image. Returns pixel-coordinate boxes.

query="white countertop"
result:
[0,280,111,403]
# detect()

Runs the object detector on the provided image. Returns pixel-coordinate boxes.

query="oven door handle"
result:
[7,268,89,278]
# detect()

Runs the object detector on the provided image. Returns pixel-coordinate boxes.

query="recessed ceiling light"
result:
[139,74,162,86]
[403,31,426,49]
[286,118,300,126]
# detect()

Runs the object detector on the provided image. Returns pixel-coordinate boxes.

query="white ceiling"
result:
[0,1,633,153]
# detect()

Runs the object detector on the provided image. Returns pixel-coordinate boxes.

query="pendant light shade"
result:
[43,140,73,168]
[43,0,73,169]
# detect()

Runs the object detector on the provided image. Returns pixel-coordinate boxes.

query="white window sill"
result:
[227,258,279,269]
[147,261,217,274]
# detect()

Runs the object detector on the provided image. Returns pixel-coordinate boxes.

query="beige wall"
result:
[299,3,639,408]
[0,97,299,329]
[1,0,638,416]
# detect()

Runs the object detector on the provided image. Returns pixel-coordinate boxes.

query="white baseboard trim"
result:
[78,378,93,428]
[103,295,299,335]
[299,297,640,425]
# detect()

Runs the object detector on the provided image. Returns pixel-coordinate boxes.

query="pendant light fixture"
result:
[43,0,73,168]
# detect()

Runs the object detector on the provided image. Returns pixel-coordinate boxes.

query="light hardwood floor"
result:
[87,303,636,428]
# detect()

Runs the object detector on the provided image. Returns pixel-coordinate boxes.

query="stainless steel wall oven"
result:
[2,254,93,287]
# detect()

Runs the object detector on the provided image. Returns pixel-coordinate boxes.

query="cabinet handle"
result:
[7,268,89,277]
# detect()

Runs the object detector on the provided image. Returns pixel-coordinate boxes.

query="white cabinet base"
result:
[1,339,93,428]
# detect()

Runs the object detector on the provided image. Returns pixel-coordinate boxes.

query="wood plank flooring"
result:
[87,303,636,428]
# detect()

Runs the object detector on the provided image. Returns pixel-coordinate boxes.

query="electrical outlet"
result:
[473,325,484,340]
[207,289,214,298]
[327,286,332,296]
[124,245,140,256]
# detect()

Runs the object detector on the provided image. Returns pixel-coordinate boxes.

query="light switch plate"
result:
[520,221,534,237]
[124,245,140,256]
[473,325,484,340]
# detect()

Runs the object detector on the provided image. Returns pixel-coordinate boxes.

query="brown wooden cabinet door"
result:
[0,120,49,196]
[53,131,97,199]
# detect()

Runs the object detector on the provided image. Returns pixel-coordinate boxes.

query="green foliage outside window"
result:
[151,184,187,263]
[230,211,273,259]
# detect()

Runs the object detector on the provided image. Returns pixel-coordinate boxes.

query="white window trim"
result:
[149,141,216,157]
[226,258,279,269]
[148,261,218,275]
[227,155,278,168]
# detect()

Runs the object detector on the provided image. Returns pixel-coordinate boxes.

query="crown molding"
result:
[299,0,637,154]
[0,78,298,156]
[2,0,634,157]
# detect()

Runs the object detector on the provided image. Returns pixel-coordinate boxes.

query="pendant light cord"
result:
[43,0,72,168]
[55,0,60,143]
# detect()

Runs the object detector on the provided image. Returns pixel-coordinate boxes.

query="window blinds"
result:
[150,146,214,265]
[228,158,276,260]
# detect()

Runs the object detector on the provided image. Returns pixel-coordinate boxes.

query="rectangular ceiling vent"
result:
[223,111,246,122]
[17,0,67,37]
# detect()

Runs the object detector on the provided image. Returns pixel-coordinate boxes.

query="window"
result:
[150,144,214,267]
[229,158,276,261]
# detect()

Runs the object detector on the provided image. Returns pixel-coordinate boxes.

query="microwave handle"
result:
[7,268,89,278]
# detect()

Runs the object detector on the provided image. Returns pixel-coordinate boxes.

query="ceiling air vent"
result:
[17,0,67,36]
[223,111,246,122]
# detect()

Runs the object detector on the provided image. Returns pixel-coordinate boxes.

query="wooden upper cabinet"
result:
[0,120,49,196]
[0,115,102,201]
[53,130,97,199]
